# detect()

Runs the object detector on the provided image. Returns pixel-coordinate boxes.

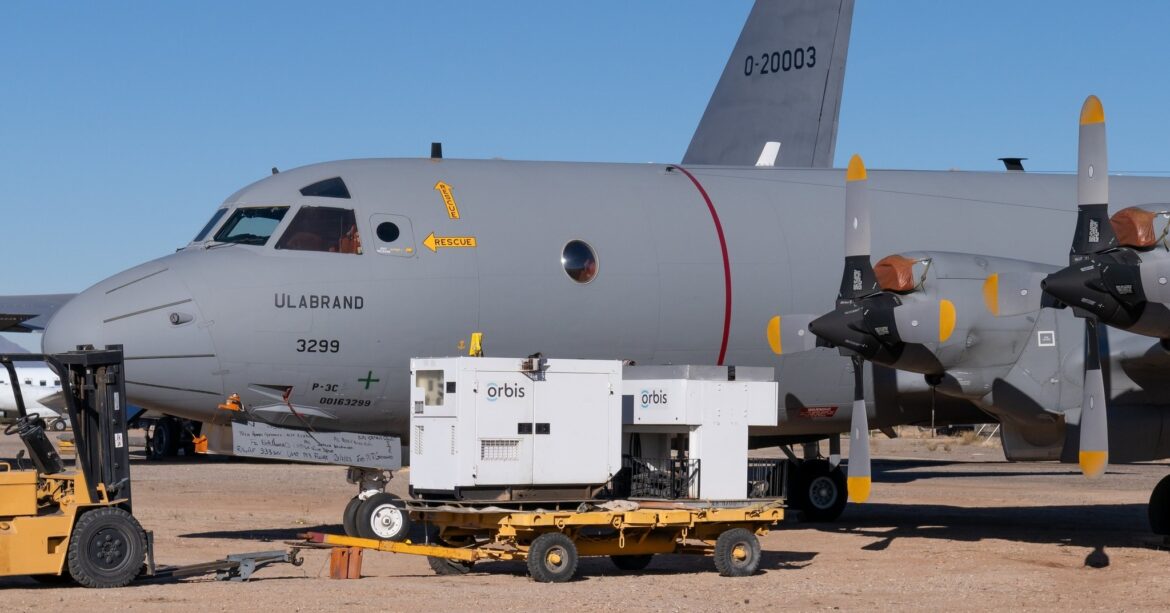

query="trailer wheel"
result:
[427,556,475,575]
[610,553,653,571]
[713,528,761,577]
[67,507,146,588]
[51,418,68,432]
[527,532,579,583]
[356,493,412,542]
[342,496,362,537]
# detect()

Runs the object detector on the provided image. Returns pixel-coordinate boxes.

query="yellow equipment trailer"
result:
[303,499,784,582]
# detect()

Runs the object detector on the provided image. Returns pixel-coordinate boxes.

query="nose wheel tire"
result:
[713,528,761,577]
[67,507,147,588]
[526,532,579,583]
[355,493,412,542]
[342,496,362,537]
[427,556,475,575]
[792,459,848,522]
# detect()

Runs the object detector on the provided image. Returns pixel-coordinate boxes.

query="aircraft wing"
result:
[0,294,76,332]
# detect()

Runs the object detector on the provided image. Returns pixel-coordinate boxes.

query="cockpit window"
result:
[213,206,290,246]
[193,208,229,242]
[275,206,362,254]
[299,177,351,199]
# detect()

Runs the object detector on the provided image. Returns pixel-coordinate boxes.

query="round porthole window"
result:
[377,222,400,243]
[562,240,598,284]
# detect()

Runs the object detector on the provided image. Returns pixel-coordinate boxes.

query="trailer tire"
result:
[610,554,653,571]
[527,532,578,583]
[792,459,847,522]
[67,507,146,588]
[427,556,474,575]
[342,496,362,537]
[50,418,68,432]
[355,493,411,542]
[713,528,761,577]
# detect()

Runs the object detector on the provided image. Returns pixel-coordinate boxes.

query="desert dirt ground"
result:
[3,430,1170,611]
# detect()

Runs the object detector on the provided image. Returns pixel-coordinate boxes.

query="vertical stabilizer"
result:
[683,0,854,167]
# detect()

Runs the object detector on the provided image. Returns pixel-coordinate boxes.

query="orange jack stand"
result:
[329,547,364,579]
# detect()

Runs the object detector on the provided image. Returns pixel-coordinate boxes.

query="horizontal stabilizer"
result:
[0,294,76,332]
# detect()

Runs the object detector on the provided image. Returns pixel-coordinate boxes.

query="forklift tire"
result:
[148,417,180,459]
[427,556,474,575]
[792,459,848,522]
[610,553,654,571]
[67,507,146,588]
[713,528,761,577]
[355,493,412,542]
[526,532,579,583]
[342,496,362,537]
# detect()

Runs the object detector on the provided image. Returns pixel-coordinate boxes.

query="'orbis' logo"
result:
[639,389,668,408]
[485,382,526,401]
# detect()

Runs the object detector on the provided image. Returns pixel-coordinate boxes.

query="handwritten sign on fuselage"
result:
[231,421,401,470]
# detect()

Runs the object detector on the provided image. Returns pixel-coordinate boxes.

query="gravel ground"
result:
[2,431,1169,611]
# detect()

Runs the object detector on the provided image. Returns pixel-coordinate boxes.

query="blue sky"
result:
[3,1,1170,351]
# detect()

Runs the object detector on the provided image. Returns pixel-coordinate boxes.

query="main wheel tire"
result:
[148,417,179,459]
[1149,475,1170,535]
[793,459,848,522]
[342,496,362,537]
[355,493,412,542]
[713,528,761,577]
[51,418,67,432]
[66,507,146,588]
[526,532,579,583]
[610,554,653,571]
[427,556,474,576]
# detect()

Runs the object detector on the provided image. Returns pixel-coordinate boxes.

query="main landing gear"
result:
[341,467,412,542]
[780,441,849,523]
[1149,475,1170,535]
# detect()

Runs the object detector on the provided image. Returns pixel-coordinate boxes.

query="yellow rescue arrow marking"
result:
[423,232,477,252]
[434,181,461,219]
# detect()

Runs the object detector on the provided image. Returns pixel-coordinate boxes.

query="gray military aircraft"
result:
[7,0,1170,540]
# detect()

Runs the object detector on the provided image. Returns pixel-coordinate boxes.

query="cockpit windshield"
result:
[212,206,289,246]
[193,208,228,242]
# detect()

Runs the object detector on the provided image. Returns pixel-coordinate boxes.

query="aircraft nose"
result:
[41,261,223,401]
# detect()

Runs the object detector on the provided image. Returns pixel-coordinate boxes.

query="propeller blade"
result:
[766,314,817,355]
[846,356,871,502]
[983,271,1046,316]
[892,299,956,345]
[839,154,878,302]
[1071,95,1115,257]
[1079,320,1109,478]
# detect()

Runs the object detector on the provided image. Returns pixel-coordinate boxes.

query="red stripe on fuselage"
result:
[671,165,732,366]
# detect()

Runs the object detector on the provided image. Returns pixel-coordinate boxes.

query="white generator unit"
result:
[621,365,777,500]
[409,356,622,501]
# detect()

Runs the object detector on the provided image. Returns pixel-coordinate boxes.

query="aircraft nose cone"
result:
[1043,264,1126,325]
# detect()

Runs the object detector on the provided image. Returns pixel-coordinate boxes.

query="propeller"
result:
[1040,95,1113,478]
[766,154,960,503]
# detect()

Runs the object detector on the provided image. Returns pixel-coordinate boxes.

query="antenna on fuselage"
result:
[431,142,443,159]
[271,167,280,175]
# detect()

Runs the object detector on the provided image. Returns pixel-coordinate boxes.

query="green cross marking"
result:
[359,370,380,390]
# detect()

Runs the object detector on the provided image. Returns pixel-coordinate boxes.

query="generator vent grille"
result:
[450,424,457,455]
[414,425,424,455]
[480,439,520,461]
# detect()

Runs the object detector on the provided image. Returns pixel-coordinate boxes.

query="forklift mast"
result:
[1,345,132,510]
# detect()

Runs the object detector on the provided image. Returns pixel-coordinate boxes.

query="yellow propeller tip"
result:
[982,274,1000,316]
[846,154,867,182]
[766,315,783,355]
[1080,95,1105,126]
[847,476,871,503]
[1079,450,1108,479]
[938,299,957,343]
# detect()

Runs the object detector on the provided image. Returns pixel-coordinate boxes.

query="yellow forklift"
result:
[0,346,147,588]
